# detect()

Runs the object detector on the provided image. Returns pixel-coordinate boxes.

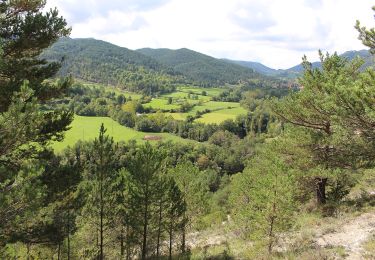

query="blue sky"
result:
[46,0,374,69]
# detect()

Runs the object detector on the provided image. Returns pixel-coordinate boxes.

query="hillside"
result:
[227,49,373,79]
[222,59,280,76]
[137,47,268,86]
[41,38,181,94]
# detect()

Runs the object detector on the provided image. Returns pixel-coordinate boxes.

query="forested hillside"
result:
[42,38,182,94]
[137,47,273,86]
[43,38,287,91]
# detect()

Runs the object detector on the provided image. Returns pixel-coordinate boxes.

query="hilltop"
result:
[137,47,268,86]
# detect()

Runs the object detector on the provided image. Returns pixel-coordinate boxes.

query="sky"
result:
[45,0,374,69]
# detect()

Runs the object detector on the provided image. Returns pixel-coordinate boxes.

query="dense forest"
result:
[1,1,375,259]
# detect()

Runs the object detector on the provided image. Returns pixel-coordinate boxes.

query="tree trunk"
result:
[156,199,163,258]
[181,202,186,254]
[126,225,131,260]
[58,243,61,260]
[142,189,149,260]
[169,222,173,260]
[26,243,30,260]
[120,231,124,258]
[268,186,277,254]
[315,177,328,205]
[100,171,104,260]
[67,210,71,260]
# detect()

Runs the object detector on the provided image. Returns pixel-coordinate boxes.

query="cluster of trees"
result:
[212,85,293,103]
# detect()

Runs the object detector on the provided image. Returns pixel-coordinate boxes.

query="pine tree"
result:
[0,0,73,170]
[165,178,186,260]
[168,160,209,253]
[272,52,371,206]
[355,6,375,53]
[81,124,118,259]
[127,142,166,259]
[230,142,296,254]
[0,0,71,111]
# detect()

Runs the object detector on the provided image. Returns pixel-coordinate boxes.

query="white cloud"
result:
[45,0,374,69]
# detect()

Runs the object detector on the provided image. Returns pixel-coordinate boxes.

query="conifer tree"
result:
[230,142,296,254]
[81,124,118,259]
[0,0,73,178]
[169,160,209,253]
[355,6,375,53]
[165,178,186,260]
[127,142,166,259]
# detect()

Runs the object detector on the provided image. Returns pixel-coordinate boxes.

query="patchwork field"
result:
[52,83,250,151]
[52,115,190,152]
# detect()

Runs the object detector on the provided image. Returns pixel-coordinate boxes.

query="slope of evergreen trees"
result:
[41,38,183,95]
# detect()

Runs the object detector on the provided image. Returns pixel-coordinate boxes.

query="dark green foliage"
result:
[0,1,74,250]
[356,6,375,54]
[0,0,71,112]
[42,38,181,95]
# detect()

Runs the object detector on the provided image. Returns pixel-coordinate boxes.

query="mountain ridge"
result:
[42,38,278,90]
[224,49,372,78]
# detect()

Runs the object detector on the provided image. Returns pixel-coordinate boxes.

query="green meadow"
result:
[195,107,247,124]
[143,98,181,110]
[52,115,190,152]
[177,86,225,96]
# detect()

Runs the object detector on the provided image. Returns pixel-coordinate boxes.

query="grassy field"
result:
[52,115,190,152]
[82,82,143,100]
[195,107,247,124]
[177,86,225,96]
[164,112,188,120]
[160,91,210,101]
[163,101,245,122]
[143,98,181,110]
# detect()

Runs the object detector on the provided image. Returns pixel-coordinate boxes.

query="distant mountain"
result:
[136,48,267,86]
[227,49,373,79]
[41,38,181,94]
[222,59,280,76]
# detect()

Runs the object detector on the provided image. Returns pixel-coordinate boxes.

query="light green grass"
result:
[161,91,189,99]
[178,86,226,97]
[52,115,190,152]
[161,91,211,102]
[218,107,247,115]
[189,101,240,115]
[195,107,247,124]
[164,112,188,120]
[143,98,181,110]
[81,82,143,100]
